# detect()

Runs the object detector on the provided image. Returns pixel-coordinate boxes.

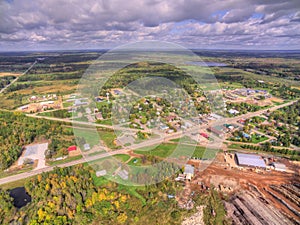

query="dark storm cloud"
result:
[0,0,299,50]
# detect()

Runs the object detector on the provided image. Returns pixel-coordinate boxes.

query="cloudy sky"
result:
[0,0,300,51]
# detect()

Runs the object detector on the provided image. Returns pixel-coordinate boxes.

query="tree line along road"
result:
[0,100,297,186]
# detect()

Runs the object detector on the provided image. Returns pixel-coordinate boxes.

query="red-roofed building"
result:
[68,146,77,152]
[200,132,209,139]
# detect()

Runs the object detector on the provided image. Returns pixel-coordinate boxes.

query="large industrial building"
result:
[235,153,266,169]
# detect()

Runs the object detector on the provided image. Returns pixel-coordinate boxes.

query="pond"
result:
[9,187,31,208]
[186,61,227,67]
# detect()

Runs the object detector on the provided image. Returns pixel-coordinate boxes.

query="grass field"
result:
[134,143,176,158]
[47,155,83,166]
[113,154,131,162]
[250,135,268,143]
[92,173,110,187]
[97,119,113,126]
[74,128,100,147]
[169,136,197,144]
[63,101,74,108]
[0,177,32,190]
[97,129,118,149]
[0,165,34,179]
[127,157,142,166]
[134,143,217,159]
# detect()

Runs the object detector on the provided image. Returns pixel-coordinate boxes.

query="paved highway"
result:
[0,61,37,94]
[0,100,297,186]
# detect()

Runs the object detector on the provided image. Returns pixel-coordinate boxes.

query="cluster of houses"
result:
[206,123,237,138]
[19,100,59,112]
[18,94,60,112]
[29,94,57,102]
[224,88,272,101]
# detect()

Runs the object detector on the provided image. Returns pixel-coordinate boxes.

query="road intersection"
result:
[0,100,297,186]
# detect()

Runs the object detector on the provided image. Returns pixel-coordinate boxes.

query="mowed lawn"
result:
[134,143,218,159]
[74,128,100,147]
[113,154,130,162]
[73,128,118,149]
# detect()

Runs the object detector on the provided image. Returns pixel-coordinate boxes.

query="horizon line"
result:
[1,48,300,53]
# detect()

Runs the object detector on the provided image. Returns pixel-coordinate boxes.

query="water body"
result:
[187,61,227,67]
[9,187,31,208]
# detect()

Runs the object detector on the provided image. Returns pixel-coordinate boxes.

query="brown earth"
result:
[191,153,300,220]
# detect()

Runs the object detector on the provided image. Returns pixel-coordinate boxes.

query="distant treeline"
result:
[18,71,84,82]
[0,76,16,89]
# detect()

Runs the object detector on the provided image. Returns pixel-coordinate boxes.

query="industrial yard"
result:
[177,152,300,225]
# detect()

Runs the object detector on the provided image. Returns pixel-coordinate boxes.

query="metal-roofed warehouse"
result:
[235,153,266,169]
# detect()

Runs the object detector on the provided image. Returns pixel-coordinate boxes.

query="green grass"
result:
[229,134,269,144]
[169,136,197,144]
[63,101,73,108]
[88,150,106,157]
[192,146,207,158]
[74,128,100,147]
[47,155,83,166]
[134,143,176,158]
[97,129,118,149]
[220,81,244,89]
[73,127,117,149]
[92,173,109,187]
[127,157,142,166]
[0,177,32,190]
[250,135,268,143]
[113,154,130,162]
[134,143,217,159]
[227,143,300,160]
[0,165,34,179]
[96,119,113,125]
[38,109,72,118]
[228,143,245,150]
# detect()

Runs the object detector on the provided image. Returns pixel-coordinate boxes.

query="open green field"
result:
[38,109,72,118]
[74,128,100,147]
[97,129,118,149]
[134,143,217,159]
[96,119,113,125]
[250,135,269,143]
[0,177,32,190]
[128,157,142,166]
[113,154,131,162]
[73,127,118,149]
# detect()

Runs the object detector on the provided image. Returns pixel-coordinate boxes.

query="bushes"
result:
[241,143,300,159]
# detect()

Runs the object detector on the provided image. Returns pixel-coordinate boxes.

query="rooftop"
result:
[184,164,195,175]
[235,153,266,168]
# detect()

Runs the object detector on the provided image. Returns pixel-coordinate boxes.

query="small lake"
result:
[186,61,227,67]
[9,187,31,208]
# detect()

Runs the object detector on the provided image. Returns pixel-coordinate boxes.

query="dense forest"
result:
[269,100,300,147]
[0,111,74,170]
[0,165,226,225]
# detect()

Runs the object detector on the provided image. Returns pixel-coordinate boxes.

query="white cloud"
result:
[0,0,299,50]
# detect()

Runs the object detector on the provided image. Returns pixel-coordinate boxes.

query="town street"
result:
[0,100,297,186]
